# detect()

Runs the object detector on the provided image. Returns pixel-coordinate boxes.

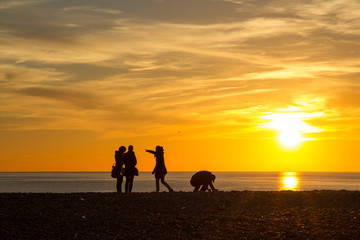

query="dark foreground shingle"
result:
[1,191,360,239]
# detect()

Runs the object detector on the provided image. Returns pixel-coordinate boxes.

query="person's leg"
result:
[117,176,123,193]
[128,176,134,192]
[156,178,160,192]
[116,177,120,192]
[160,177,173,192]
[200,183,208,191]
[193,185,200,192]
[125,176,129,193]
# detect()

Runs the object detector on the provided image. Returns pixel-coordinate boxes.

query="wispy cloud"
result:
[16,87,101,109]
[0,0,359,141]
[0,0,47,10]
[63,6,122,15]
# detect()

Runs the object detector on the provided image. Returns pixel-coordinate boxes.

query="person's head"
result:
[119,146,126,153]
[210,174,216,182]
[155,145,163,153]
[128,145,133,151]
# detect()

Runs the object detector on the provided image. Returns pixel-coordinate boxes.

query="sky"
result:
[1,0,360,172]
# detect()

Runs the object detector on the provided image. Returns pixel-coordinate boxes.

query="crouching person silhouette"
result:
[190,171,218,192]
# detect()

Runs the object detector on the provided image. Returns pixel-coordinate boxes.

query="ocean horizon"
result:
[1,171,360,193]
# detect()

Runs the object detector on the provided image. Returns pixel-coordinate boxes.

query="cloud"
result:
[63,6,122,15]
[0,64,70,84]
[0,0,359,140]
[0,0,46,10]
[16,87,102,109]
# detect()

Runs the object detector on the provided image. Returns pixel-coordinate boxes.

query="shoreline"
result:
[2,191,360,239]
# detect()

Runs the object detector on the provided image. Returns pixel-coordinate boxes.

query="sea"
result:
[1,172,360,193]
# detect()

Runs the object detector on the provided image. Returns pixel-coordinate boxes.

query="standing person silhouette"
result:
[124,145,137,193]
[146,146,174,192]
[115,146,126,193]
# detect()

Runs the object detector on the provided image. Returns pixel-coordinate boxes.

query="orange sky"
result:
[1,0,360,172]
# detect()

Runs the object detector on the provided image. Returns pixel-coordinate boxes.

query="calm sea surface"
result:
[1,172,360,193]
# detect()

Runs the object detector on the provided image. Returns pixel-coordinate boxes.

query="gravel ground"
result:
[1,191,360,239]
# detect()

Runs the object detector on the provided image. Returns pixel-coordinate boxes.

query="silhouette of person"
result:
[146,146,174,192]
[115,146,126,193]
[124,145,137,193]
[190,171,217,192]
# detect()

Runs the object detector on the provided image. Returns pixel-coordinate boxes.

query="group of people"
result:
[114,145,217,193]
[114,145,138,193]
[114,145,174,193]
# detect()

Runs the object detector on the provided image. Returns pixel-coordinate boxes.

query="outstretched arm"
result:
[145,149,156,155]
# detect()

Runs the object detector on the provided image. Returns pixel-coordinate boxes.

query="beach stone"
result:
[1,191,360,239]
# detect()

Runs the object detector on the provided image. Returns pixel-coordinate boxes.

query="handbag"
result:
[134,167,139,176]
[111,164,121,178]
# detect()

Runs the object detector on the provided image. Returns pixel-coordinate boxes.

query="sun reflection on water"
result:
[280,172,299,190]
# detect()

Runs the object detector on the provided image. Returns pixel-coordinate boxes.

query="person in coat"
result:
[115,146,126,193]
[124,145,138,193]
[146,146,173,192]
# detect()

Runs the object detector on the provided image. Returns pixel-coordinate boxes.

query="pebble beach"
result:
[2,191,360,239]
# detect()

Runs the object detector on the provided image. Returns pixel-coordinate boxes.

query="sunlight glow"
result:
[279,130,303,147]
[263,109,323,148]
[280,172,299,190]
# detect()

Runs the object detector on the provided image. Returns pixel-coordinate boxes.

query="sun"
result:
[279,130,303,147]
[263,110,323,148]
[265,113,307,148]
